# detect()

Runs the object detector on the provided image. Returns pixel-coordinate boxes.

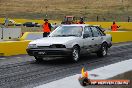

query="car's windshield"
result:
[49,26,83,37]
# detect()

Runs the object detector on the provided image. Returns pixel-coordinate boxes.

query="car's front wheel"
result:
[97,43,108,57]
[34,56,43,62]
[71,46,80,62]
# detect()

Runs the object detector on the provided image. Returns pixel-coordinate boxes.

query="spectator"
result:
[54,23,58,29]
[77,17,85,24]
[52,23,58,29]
[42,19,51,37]
[111,21,120,31]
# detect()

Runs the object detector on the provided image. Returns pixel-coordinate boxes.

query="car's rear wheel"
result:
[97,43,108,57]
[34,56,43,62]
[71,46,80,62]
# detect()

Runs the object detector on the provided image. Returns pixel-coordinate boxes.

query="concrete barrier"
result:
[106,31,132,43]
[86,22,132,30]
[0,28,21,40]
[0,40,31,56]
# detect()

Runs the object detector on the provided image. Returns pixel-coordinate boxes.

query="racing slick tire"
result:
[71,46,80,62]
[97,43,108,57]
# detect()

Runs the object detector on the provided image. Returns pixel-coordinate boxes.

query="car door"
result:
[90,26,104,51]
[82,26,95,53]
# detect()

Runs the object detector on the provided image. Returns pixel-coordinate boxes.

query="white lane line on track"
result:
[34,59,132,88]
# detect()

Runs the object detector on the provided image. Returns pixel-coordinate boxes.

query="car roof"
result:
[61,24,90,27]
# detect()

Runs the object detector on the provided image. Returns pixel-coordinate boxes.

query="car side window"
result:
[84,27,93,37]
[96,27,105,36]
[91,27,101,37]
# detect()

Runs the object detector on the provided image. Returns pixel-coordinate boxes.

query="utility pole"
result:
[40,7,43,19]
[45,6,48,18]
[84,6,87,21]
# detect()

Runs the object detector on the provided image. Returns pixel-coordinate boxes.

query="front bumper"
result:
[26,48,72,57]
[108,42,112,48]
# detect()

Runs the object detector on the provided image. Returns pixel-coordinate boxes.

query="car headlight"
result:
[28,44,37,48]
[50,44,66,48]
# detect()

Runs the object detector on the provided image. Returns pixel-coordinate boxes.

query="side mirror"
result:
[83,34,90,38]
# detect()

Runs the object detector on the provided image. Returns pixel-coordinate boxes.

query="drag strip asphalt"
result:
[0,42,132,88]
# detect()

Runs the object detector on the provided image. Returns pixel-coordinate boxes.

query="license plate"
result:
[38,51,46,55]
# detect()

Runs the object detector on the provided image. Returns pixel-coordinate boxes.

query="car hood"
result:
[30,37,77,46]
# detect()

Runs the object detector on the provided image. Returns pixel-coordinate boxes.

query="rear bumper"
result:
[26,48,72,57]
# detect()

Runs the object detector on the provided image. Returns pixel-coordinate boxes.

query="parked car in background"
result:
[23,22,41,27]
[27,24,112,62]
[2,19,22,26]
[10,20,22,26]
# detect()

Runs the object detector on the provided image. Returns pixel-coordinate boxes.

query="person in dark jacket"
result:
[77,17,85,24]
[42,19,51,37]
